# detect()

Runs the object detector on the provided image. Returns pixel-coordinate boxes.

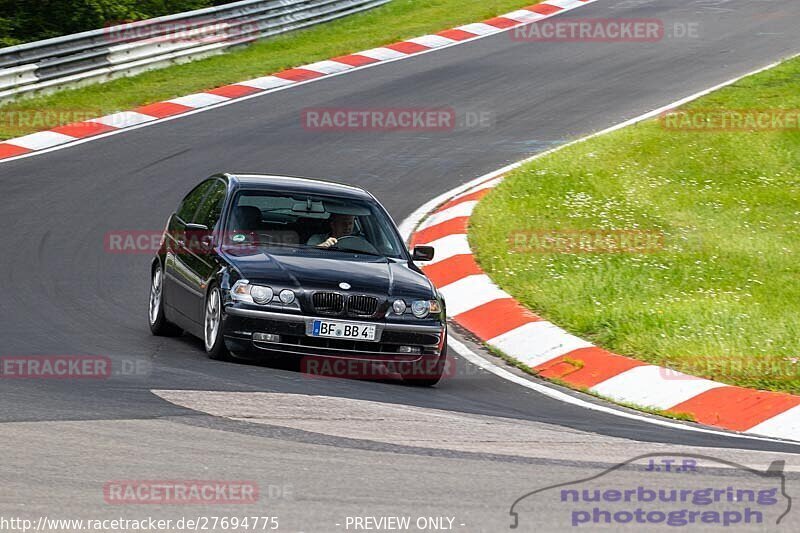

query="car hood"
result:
[221,247,434,298]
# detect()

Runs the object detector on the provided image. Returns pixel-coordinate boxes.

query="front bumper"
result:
[223,306,446,362]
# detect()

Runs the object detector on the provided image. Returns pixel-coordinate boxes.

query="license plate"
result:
[310,320,377,341]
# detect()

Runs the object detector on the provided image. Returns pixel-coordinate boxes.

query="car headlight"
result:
[231,280,254,303]
[279,289,296,304]
[411,300,441,318]
[231,280,274,305]
[392,299,407,315]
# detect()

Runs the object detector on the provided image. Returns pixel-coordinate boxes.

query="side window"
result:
[194,180,227,229]
[176,180,214,223]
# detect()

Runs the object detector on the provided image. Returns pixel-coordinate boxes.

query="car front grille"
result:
[347,295,379,317]
[312,292,381,318]
[312,292,345,315]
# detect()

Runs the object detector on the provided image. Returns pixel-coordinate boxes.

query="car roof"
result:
[227,173,373,200]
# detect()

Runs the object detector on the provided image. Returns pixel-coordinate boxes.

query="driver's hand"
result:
[318,237,338,248]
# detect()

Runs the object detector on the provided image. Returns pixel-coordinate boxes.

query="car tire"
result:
[149,263,181,336]
[400,341,447,387]
[204,284,230,360]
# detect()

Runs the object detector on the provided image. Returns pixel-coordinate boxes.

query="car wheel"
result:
[149,263,181,336]
[400,342,447,387]
[204,284,230,360]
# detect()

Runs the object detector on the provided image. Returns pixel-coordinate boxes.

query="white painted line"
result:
[7,131,76,150]
[447,335,797,445]
[90,111,155,128]
[503,9,547,23]
[302,60,353,74]
[747,405,800,441]
[590,365,727,411]
[457,23,503,36]
[357,47,407,61]
[452,177,503,200]
[237,76,294,90]
[401,182,501,242]
[417,201,478,231]
[423,233,471,264]
[547,0,585,9]
[488,321,593,367]
[406,35,456,48]
[168,92,229,108]
[440,275,509,316]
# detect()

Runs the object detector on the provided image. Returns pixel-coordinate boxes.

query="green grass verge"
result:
[471,55,800,395]
[0,0,539,140]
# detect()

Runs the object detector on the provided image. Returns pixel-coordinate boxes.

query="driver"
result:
[307,214,355,248]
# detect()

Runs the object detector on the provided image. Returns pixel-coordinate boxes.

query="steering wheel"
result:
[333,235,380,255]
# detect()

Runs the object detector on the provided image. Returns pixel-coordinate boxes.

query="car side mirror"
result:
[412,246,435,262]
[185,223,209,232]
[184,223,213,250]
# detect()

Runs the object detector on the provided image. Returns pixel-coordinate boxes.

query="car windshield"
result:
[223,190,407,258]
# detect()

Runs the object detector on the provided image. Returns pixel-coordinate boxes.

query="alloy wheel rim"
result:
[204,288,221,351]
[149,267,162,325]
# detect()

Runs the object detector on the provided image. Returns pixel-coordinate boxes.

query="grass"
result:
[470,55,800,395]
[0,0,539,140]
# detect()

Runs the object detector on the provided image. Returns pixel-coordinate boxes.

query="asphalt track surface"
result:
[3,0,800,531]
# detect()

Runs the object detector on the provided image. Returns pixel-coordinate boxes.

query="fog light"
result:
[398,346,421,354]
[253,332,281,343]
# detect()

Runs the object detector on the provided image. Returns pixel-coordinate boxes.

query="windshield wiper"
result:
[313,246,385,257]
[227,241,301,249]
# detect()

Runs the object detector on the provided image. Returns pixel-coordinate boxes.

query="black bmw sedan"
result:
[148,173,447,385]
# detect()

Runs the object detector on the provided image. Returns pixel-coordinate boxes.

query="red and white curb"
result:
[408,177,800,442]
[0,0,597,162]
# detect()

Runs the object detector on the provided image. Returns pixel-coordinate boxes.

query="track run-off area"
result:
[2,0,800,531]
